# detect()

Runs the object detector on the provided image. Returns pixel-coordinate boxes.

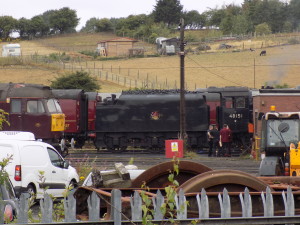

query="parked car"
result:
[1,178,18,222]
[0,131,79,200]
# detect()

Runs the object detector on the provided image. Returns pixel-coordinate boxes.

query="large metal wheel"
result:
[178,169,272,193]
[131,160,212,188]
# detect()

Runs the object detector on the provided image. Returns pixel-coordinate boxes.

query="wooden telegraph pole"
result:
[179,18,186,141]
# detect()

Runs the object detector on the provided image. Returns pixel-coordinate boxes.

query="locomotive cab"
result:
[0,83,65,150]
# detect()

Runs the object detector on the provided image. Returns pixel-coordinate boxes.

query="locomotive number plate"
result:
[229,113,243,119]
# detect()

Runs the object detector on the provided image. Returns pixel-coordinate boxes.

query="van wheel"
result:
[27,184,36,201]
[69,180,78,190]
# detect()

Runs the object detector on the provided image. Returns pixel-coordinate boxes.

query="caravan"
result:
[2,44,21,57]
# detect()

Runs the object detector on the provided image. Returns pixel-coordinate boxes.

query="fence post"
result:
[40,193,53,223]
[197,188,209,218]
[282,186,295,216]
[18,193,30,224]
[130,191,142,221]
[111,189,122,225]
[64,190,77,222]
[239,187,252,217]
[177,189,187,219]
[88,191,100,221]
[0,200,4,223]
[218,188,231,218]
[153,190,164,220]
[261,187,274,217]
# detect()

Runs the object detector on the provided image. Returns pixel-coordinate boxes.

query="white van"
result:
[0,131,79,199]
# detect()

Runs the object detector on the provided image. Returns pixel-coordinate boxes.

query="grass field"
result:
[1,32,300,92]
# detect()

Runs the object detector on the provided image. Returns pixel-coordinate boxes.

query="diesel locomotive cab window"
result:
[47,99,62,113]
[11,99,21,113]
[27,100,45,113]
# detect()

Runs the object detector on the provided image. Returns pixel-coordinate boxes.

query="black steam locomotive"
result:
[94,87,253,153]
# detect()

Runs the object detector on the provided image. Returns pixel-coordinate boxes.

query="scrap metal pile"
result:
[74,160,300,220]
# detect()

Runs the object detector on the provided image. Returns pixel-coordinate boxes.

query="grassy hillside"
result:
[1,32,300,92]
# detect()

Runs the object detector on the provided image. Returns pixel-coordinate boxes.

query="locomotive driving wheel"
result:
[178,169,272,193]
[131,161,212,188]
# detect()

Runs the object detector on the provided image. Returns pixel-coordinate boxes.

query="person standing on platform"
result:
[220,124,232,157]
[207,125,214,157]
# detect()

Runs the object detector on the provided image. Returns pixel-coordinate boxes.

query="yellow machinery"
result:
[259,105,300,176]
[289,142,300,176]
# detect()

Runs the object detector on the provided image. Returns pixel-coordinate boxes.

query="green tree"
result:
[219,4,242,34]
[28,16,49,38]
[81,17,100,33]
[204,8,226,27]
[232,14,252,34]
[95,18,113,32]
[183,10,206,29]
[50,71,100,91]
[17,17,31,39]
[152,0,183,27]
[0,16,17,40]
[49,7,79,33]
[288,0,300,30]
[255,22,271,35]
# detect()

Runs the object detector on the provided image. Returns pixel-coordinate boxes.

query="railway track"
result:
[66,148,260,175]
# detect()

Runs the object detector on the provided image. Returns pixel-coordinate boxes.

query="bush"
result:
[288,38,300,45]
[79,50,98,59]
[48,52,70,62]
[255,23,272,35]
[196,44,211,51]
[50,71,100,91]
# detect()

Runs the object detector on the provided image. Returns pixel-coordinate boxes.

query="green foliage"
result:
[0,109,9,131]
[71,155,98,186]
[82,18,114,33]
[288,38,300,45]
[152,0,183,27]
[50,71,100,91]
[80,17,99,33]
[274,83,290,89]
[29,16,49,38]
[183,10,206,29]
[283,21,293,33]
[48,52,70,62]
[255,22,272,35]
[0,155,12,185]
[232,15,252,35]
[0,16,17,40]
[0,57,23,66]
[16,17,31,39]
[95,18,113,32]
[49,7,79,33]
[79,50,98,58]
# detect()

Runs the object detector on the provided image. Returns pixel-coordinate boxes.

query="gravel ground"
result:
[67,150,261,176]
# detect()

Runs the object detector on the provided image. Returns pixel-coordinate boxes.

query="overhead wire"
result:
[185,54,245,86]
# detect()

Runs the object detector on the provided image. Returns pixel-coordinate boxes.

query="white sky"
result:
[1,0,244,30]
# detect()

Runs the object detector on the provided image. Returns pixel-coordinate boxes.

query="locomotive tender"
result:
[94,90,210,152]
